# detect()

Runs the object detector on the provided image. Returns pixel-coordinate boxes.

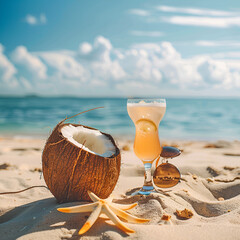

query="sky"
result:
[0,0,240,97]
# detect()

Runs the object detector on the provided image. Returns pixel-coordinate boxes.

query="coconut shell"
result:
[42,122,121,203]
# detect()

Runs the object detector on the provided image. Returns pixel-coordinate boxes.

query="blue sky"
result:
[0,0,240,97]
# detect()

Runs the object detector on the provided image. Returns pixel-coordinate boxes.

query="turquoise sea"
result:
[0,97,240,140]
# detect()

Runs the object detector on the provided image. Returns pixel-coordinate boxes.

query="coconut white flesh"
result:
[61,125,116,157]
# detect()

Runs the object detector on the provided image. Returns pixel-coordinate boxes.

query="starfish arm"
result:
[79,203,102,235]
[57,202,98,213]
[109,204,149,223]
[102,204,135,233]
[111,202,138,211]
[88,191,100,202]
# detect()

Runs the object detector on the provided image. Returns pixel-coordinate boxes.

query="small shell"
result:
[122,145,130,151]
[176,208,193,219]
[161,214,171,221]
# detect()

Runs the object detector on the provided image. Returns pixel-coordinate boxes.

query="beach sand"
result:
[0,136,240,240]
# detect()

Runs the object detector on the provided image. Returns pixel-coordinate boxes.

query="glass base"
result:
[131,162,155,196]
[131,185,155,196]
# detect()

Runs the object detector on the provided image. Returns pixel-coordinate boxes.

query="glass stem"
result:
[143,163,154,189]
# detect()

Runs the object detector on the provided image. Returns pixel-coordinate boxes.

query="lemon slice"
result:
[136,119,157,133]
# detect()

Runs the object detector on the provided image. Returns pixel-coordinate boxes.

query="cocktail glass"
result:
[127,98,166,195]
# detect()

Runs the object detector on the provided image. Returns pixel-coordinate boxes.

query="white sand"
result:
[0,137,240,240]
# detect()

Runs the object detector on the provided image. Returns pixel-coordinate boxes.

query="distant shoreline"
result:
[0,133,238,143]
[1,95,240,100]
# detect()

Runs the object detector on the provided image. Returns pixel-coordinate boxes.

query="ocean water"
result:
[0,97,240,141]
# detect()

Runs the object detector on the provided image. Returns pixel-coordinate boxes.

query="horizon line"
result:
[0,94,240,100]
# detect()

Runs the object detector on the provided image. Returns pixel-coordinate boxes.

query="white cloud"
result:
[157,6,236,17]
[130,5,240,28]
[197,57,240,88]
[0,44,17,82]
[128,9,150,17]
[25,13,47,25]
[117,41,203,86]
[4,36,240,95]
[161,16,240,28]
[196,40,240,47]
[79,42,93,55]
[128,41,240,89]
[39,51,86,79]
[130,31,164,37]
[92,36,112,61]
[12,46,47,79]
[25,15,37,25]
[78,36,126,81]
[119,48,163,82]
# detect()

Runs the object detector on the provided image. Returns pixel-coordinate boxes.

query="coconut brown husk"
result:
[42,111,121,203]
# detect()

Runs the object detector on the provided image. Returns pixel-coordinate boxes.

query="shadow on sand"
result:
[0,197,130,240]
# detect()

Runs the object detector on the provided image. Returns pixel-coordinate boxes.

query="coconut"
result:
[42,109,121,203]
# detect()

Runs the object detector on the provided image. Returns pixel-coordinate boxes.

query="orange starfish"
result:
[58,191,149,235]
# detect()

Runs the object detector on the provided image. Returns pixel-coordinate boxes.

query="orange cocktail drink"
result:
[127,99,166,195]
